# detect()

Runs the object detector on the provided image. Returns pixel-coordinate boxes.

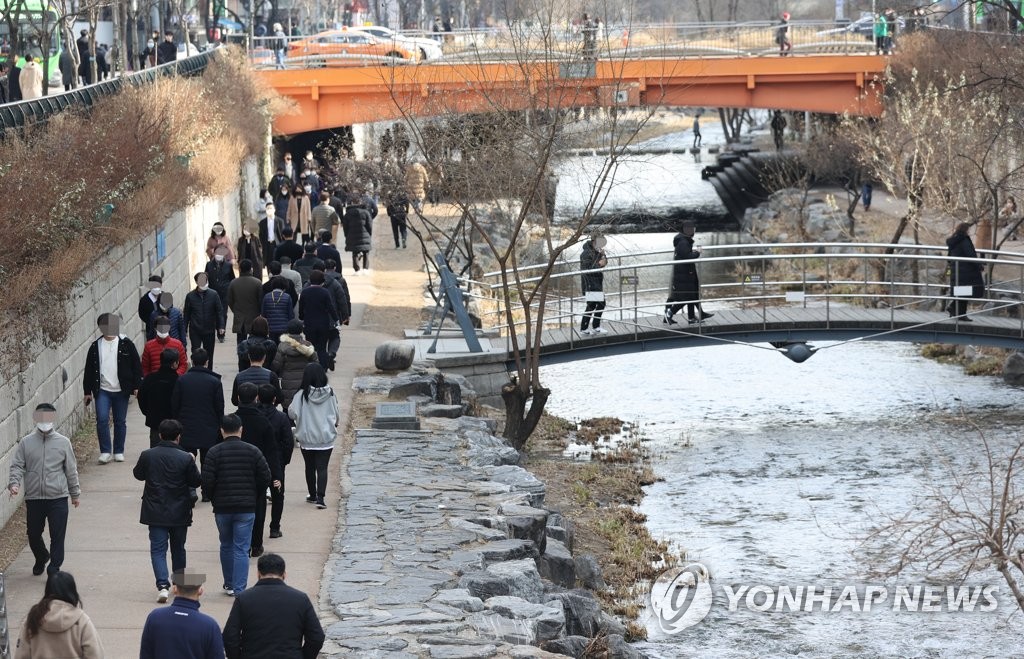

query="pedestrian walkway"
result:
[3,254,398,656]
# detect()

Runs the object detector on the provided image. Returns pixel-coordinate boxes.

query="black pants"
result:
[270,473,285,532]
[306,328,331,369]
[352,251,369,271]
[581,300,606,330]
[302,448,332,500]
[251,493,267,552]
[390,216,408,247]
[189,330,216,368]
[263,242,277,270]
[149,428,161,448]
[26,498,69,574]
[665,290,701,320]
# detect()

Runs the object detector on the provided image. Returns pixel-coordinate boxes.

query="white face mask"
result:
[150,287,162,296]
[156,330,170,339]
[243,229,251,237]
[214,227,224,236]
[36,422,54,433]
[214,254,225,262]
[199,284,209,291]
[303,185,312,194]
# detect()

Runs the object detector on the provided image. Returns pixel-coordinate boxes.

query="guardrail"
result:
[0,49,219,135]
[248,19,895,69]
[467,242,1024,345]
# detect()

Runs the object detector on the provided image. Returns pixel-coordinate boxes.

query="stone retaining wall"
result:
[0,158,258,529]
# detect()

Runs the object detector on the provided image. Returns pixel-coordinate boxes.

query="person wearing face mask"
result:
[138,275,163,337]
[83,313,143,464]
[274,183,292,226]
[237,224,265,280]
[288,183,313,244]
[142,317,188,377]
[7,403,81,577]
[205,223,235,263]
[183,273,226,366]
[205,247,236,342]
[260,202,284,270]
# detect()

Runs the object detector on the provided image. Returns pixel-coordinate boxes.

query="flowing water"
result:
[540,233,1024,657]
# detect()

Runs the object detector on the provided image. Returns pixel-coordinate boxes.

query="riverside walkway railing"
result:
[463,242,1024,351]
[0,49,219,134]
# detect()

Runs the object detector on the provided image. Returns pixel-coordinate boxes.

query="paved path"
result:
[3,264,395,657]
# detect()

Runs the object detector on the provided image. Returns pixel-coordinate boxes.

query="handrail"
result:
[0,49,220,134]
[468,243,1024,345]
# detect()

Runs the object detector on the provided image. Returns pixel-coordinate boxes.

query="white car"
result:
[356,25,443,61]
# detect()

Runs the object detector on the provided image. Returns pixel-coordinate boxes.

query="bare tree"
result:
[863,429,1024,613]
[380,0,664,448]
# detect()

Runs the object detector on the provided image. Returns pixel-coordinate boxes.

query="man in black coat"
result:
[83,313,142,464]
[132,419,202,603]
[171,348,224,500]
[273,227,304,264]
[314,231,342,269]
[156,31,177,65]
[257,384,292,539]
[259,202,285,269]
[298,271,339,369]
[202,414,272,596]
[76,29,92,85]
[234,383,282,558]
[223,553,325,659]
[183,272,226,367]
[138,349,181,448]
[138,274,163,337]
[663,220,714,325]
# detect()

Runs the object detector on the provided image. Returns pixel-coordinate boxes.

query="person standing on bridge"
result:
[579,234,608,335]
[664,221,713,325]
[873,13,889,56]
[946,222,986,321]
[272,23,287,69]
[775,12,791,56]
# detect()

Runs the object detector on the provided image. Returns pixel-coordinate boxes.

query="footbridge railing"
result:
[458,242,1024,352]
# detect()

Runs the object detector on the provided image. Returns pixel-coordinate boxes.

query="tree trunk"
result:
[501,382,550,451]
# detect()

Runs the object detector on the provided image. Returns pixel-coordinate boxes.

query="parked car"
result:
[288,28,419,64]
[818,13,906,40]
[356,25,443,61]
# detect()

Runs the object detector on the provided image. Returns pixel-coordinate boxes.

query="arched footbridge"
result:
[423,243,1024,378]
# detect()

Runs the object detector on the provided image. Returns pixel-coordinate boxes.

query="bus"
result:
[0,0,63,87]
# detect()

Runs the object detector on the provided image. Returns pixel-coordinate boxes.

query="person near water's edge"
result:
[664,221,714,325]
[946,221,985,321]
[579,234,608,335]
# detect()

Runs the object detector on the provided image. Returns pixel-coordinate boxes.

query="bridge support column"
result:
[428,355,511,408]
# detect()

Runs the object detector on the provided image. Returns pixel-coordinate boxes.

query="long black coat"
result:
[171,366,225,451]
[235,405,283,481]
[947,231,985,291]
[579,241,605,293]
[138,367,179,429]
[670,232,701,300]
[132,441,202,527]
[343,205,373,252]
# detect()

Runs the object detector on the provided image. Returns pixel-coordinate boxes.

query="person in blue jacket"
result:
[139,569,224,658]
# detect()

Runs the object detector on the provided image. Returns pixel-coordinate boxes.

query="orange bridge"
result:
[261,54,886,135]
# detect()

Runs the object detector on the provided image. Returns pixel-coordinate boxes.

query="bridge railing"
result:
[250,19,880,69]
[465,243,1024,349]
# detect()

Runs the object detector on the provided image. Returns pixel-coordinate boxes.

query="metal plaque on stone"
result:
[372,401,421,430]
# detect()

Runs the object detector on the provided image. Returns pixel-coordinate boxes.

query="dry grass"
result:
[0,48,286,374]
[525,413,678,641]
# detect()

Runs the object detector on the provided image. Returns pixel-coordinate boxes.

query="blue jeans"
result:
[274,49,285,69]
[95,389,129,454]
[149,526,188,589]
[215,512,255,593]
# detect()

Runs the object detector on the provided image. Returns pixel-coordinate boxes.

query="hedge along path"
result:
[0,48,292,374]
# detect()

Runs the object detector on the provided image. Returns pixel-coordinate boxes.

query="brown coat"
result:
[288,194,313,236]
[404,162,428,201]
[15,600,104,659]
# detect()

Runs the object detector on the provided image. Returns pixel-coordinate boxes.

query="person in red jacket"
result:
[142,317,188,376]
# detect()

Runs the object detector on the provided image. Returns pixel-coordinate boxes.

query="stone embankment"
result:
[323,368,642,658]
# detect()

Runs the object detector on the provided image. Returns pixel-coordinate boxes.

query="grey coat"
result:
[227,275,265,333]
[8,430,81,500]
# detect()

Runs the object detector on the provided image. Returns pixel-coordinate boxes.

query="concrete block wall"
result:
[0,158,257,528]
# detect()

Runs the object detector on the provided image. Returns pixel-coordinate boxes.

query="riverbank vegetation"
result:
[525,413,680,640]
[0,48,286,374]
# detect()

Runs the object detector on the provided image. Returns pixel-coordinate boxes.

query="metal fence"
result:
[0,572,8,659]
[0,49,219,135]
[466,242,1024,346]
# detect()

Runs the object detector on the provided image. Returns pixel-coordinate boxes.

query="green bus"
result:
[0,0,63,87]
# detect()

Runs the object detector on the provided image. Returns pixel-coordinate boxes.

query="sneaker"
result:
[699,311,714,320]
[316,499,327,509]
[305,495,317,504]
[113,453,125,462]
[32,551,49,576]
[223,585,234,596]
[97,453,112,464]
[579,328,594,335]
[157,588,169,603]
[266,487,272,501]
[592,327,608,334]
[249,546,264,558]
[269,529,283,539]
